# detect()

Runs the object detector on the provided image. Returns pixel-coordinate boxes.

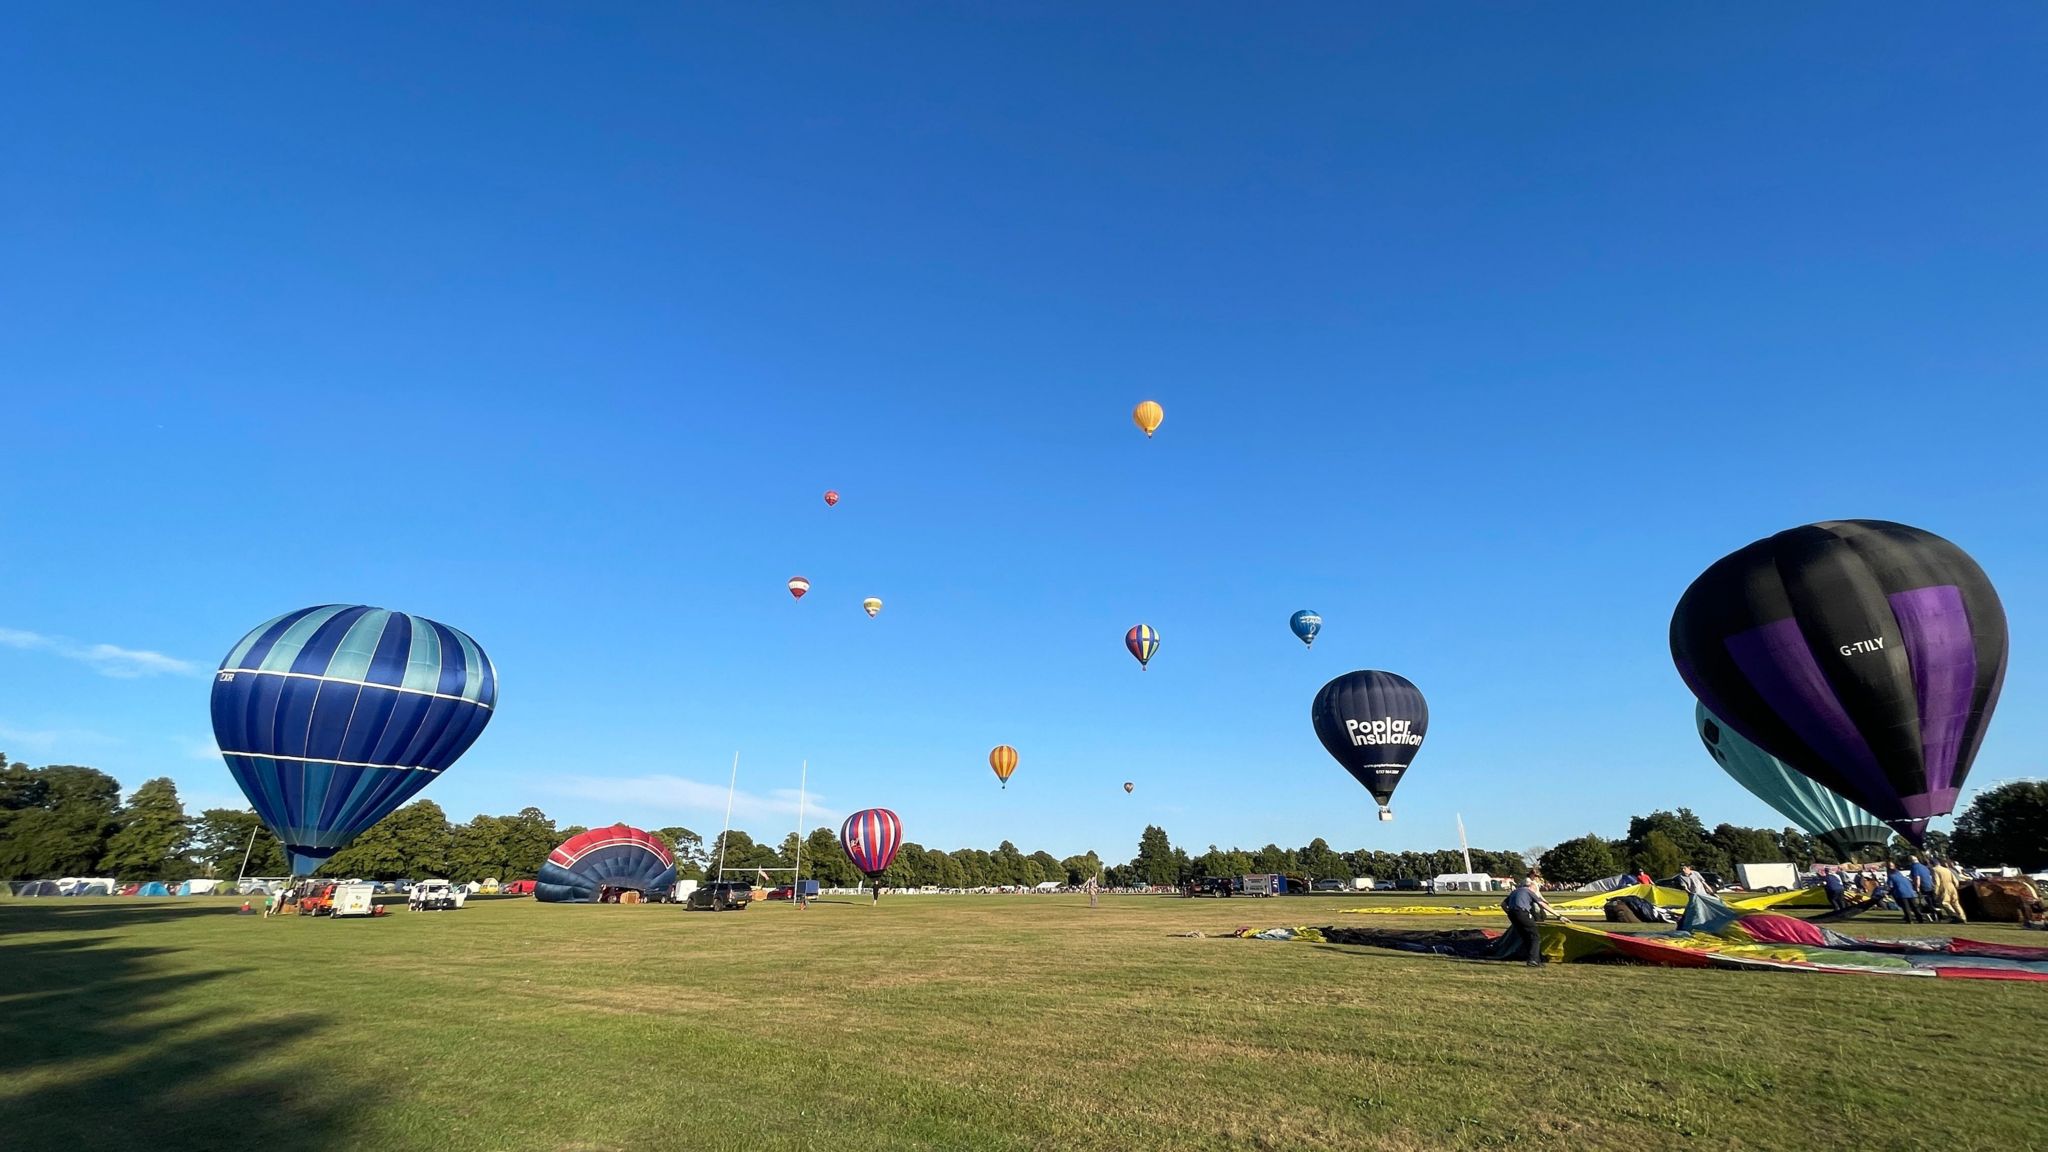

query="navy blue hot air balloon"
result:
[1290,610,1322,650]
[210,605,497,874]
[535,825,678,903]
[1311,670,1429,821]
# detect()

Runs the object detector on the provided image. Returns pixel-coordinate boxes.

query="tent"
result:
[176,880,221,896]
[15,880,61,897]
[74,880,115,896]
[136,881,172,897]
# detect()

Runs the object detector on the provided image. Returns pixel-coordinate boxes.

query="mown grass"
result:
[2,894,2043,1152]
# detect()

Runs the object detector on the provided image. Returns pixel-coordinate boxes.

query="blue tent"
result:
[136,881,172,897]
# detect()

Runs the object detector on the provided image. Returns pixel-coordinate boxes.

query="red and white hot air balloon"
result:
[787,576,810,600]
[823,490,840,507]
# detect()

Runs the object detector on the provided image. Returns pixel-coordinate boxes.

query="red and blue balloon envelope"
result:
[1125,624,1159,671]
[1670,520,2007,845]
[1311,670,1428,822]
[840,808,903,878]
[210,605,497,874]
[535,825,678,903]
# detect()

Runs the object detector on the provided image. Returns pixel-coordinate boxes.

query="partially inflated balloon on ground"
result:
[1671,520,2007,844]
[1311,670,1428,821]
[536,825,678,903]
[211,605,496,874]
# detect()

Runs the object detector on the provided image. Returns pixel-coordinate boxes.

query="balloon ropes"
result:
[1670,520,2006,844]
[1126,624,1159,671]
[536,825,678,903]
[1311,670,1428,822]
[1290,610,1322,650]
[211,605,496,874]
[1695,704,1890,862]
[989,745,1019,789]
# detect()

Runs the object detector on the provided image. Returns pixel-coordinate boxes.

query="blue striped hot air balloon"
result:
[210,605,497,874]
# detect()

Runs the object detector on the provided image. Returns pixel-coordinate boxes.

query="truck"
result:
[1735,862,1799,892]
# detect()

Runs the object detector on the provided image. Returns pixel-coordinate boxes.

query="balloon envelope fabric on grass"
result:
[211,605,497,874]
[535,825,678,903]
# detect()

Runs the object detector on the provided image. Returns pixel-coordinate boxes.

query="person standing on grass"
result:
[1500,871,1558,967]
[1677,864,1714,901]
[1931,859,1966,923]
[1887,862,1924,923]
[1822,866,1850,914]
[1909,856,1937,919]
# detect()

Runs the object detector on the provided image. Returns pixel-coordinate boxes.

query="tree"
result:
[1132,825,1177,886]
[1298,838,1349,881]
[1950,782,2048,869]
[1537,834,1617,885]
[189,808,287,878]
[1194,846,1254,880]
[1710,824,1785,868]
[1058,851,1103,885]
[0,763,124,880]
[1638,830,1685,880]
[1625,809,1726,876]
[655,826,706,875]
[802,827,855,886]
[319,800,452,880]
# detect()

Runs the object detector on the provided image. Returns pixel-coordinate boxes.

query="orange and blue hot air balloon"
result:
[1125,624,1159,671]
[210,605,496,874]
[989,745,1019,789]
[535,824,678,903]
[840,808,903,878]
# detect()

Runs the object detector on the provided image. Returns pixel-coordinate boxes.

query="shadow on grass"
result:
[0,930,370,1151]
[0,901,236,935]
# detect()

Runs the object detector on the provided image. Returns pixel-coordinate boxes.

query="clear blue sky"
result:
[4,5,2044,861]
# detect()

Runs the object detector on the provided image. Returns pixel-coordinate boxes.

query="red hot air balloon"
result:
[787,576,810,600]
[841,808,901,904]
[823,490,840,507]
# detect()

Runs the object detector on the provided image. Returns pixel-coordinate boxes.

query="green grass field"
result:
[4,894,2043,1152]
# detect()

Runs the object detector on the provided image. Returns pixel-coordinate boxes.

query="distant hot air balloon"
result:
[841,808,903,902]
[1123,781,1134,794]
[1125,624,1159,671]
[1132,400,1163,438]
[1670,520,2007,845]
[788,576,810,600]
[824,490,840,507]
[211,605,496,874]
[535,824,678,903]
[1695,703,1890,863]
[1311,670,1428,822]
[989,745,1018,789]
[1290,610,1322,650]
[863,597,883,618]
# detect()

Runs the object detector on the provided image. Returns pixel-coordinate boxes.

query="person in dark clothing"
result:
[1501,871,1559,966]
[1887,864,1924,923]
[1821,866,1850,914]
[1908,856,1938,920]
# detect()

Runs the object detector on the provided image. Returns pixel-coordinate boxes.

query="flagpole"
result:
[234,820,259,886]
[717,751,739,883]
[794,759,807,902]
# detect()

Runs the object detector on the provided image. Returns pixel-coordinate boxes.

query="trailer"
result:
[1736,862,1799,892]
[331,883,378,918]
[1237,874,1288,897]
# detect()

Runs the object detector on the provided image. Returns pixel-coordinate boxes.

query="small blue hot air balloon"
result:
[1290,610,1322,649]
[210,605,496,874]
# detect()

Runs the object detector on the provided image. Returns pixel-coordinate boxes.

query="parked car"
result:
[1373,880,1396,891]
[685,880,753,911]
[1313,879,1348,892]
[1185,877,1235,897]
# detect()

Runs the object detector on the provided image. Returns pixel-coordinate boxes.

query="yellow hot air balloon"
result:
[862,597,883,618]
[1132,400,1163,438]
[989,745,1018,789]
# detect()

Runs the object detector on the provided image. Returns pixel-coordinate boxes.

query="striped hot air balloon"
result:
[535,824,678,903]
[989,745,1018,789]
[1133,400,1164,438]
[210,605,496,874]
[788,576,810,600]
[840,808,902,879]
[1125,624,1159,671]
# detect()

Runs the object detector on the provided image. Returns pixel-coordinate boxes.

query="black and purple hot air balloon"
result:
[1670,520,2007,845]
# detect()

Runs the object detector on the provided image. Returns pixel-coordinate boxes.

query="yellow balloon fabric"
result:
[1132,400,1163,437]
[989,745,1018,784]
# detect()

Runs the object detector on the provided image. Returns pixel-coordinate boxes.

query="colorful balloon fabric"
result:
[788,576,810,600]
[1670,520,2007,843]
[1290,610,1322,649]
[862,597,883,618]
[841,808,903,878]
[1695,702,1890,862]
[535,824,678,903]
[1132,400,1163,438]
[211,605,496,874]
[823,490,840,506]
[1125,624,1159,670]
[1311,670,1428,820]
[989,745,1018,788]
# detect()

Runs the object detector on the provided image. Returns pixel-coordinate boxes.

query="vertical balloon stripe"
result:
[402,619,443,695]
[325,610,392,682]
[226,607,308,669]
[1889,585,1977,801]
[1723,618,1894,818]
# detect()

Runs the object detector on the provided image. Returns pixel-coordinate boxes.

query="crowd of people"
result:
[1817,856,1969,923]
